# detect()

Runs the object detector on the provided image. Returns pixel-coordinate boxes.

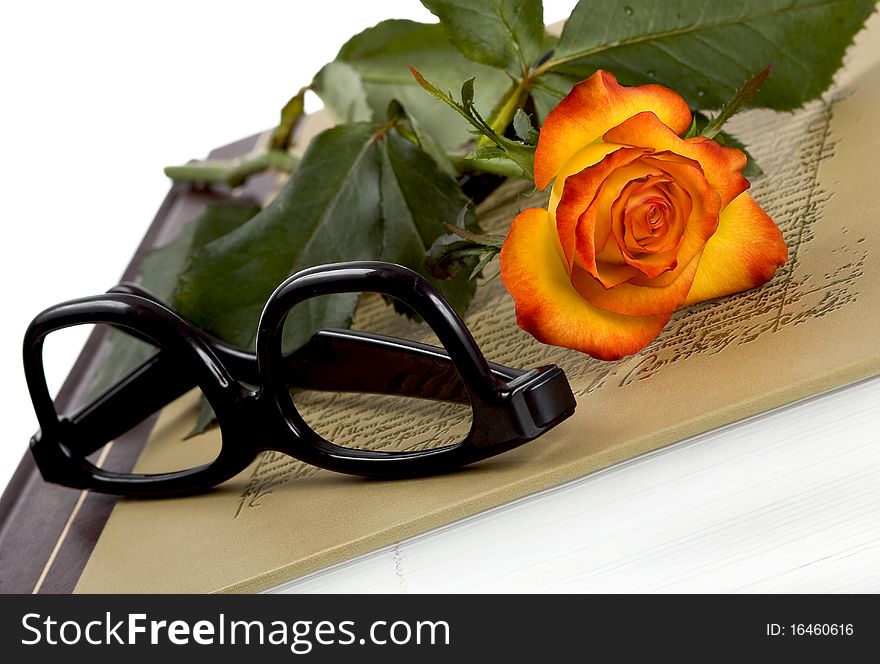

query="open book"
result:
[58,14,880,593]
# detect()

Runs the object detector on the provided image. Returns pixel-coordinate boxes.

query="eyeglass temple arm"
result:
[263,327,525,401]
[65,350,198,457]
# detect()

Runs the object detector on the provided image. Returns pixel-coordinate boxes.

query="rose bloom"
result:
[500,71,787,360]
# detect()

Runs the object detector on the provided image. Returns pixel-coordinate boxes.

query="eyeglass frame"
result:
[24,261,576,497]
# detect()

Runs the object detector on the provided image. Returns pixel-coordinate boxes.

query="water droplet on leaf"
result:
[624,6,634,15]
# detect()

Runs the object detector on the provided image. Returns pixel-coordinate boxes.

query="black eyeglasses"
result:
[24,261,576,497]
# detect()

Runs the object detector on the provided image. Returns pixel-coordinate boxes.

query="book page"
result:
[77,15,880,592]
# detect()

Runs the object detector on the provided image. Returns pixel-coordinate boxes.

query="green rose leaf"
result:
[387,98,456,177]
[421,0,545,74]
[379,129,479,315]
[270,87,308,152]
[700,64,773,140]
[311,61,372,124]
[174,120,480,353]
[539,0,875,110]
[311,19,509,151]
[175,124,383,351]
[512,108,538,145]
[153,202,262,299]
[409,69,536,179]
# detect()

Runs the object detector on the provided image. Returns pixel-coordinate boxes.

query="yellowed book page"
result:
[77,16,880,593]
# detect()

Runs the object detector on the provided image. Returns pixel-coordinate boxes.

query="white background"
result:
[0,1,578,492]
[3,2,878,594]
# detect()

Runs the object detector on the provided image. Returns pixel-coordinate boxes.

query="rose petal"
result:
[570,150,720,289]
[535,71,692,190]
[554,146,650,272]
[610,175,680,278]
[621,153,721,287]
[684,193,787,305]
[500,208,670,360]
[593,260,642,288]
[625,180,687,254]
[605,112,749,206]
[548,141,624,217]
[571,251,702,317]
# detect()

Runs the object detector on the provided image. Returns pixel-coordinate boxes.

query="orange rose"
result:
[500,71,787,360]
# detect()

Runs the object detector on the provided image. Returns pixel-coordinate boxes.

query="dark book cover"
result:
[0,134,270,593]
